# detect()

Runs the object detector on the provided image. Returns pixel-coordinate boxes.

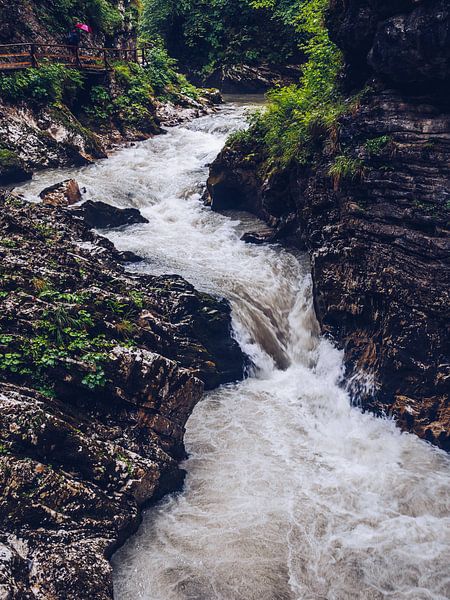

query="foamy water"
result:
[19,99,450,600]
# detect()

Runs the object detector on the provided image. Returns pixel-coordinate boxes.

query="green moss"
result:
[0,149,18,167]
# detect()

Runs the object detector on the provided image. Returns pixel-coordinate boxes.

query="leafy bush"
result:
[39,0,129,37]
[0,64,84,105]
[241,0,343,166]
[85,55,199,129]
[364,135,391,156]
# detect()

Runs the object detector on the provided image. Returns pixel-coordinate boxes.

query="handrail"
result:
[0,43,152,72]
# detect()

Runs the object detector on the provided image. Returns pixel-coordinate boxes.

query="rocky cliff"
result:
[206,0,450,450]
[0,191,245,598]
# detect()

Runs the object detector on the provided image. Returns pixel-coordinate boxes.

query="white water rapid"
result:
[20,98,450,600]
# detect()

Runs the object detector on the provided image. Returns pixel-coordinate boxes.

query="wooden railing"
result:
[0,43,151,73]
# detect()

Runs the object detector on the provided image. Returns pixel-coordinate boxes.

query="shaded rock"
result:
[72,200,149,229]
[368,0,450,86]
[327,0,450,90]
[203,63,301,94]
[199,88,223,105]
[0,148,32,185]
[241,228,276,245]
[39,178,82,207]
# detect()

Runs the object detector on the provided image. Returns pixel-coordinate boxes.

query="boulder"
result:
[39,179,82,207]
[72,200,149,229]
[0,148,32,185]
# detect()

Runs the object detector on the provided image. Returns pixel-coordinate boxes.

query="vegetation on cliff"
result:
[0,0,140,44]
[0,0,215,182]
[229,0,343,166]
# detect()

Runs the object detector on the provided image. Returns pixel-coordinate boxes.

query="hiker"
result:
[67,27,81,60]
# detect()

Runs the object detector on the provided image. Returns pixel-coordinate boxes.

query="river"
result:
[19,98,450,600]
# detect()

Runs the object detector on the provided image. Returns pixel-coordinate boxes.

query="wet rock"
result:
[241,228,276,245]
[72,200,149,229]
[327,0,450,90]
[368,0,450,85]
[0,191,246,597]
[0,100,107,178]
[199,88,223,105]
[39,178,82,206]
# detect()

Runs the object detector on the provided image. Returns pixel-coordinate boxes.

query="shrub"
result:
[0,64,84,105]
[141,0,302,77]
[364,135,391,156]
[40,0,126,36]
[237,0,344,167]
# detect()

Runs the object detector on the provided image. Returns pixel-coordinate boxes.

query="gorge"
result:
[0,1,449,599]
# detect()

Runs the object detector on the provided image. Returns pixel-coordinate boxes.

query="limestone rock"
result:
[207,87,450,450]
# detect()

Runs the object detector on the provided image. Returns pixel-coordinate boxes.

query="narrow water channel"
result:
[20,98,450,600]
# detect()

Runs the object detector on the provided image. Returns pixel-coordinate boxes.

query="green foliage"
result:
[38,0,127,36]
[0,288,114,390]
[0,64,84,105]
[0,238,17,248]
[364,135,391,156]
[328,155,365,189]
[230,0,343,167]
[141,0,302,76]
[85,54,199,130]
[0,444,9,455]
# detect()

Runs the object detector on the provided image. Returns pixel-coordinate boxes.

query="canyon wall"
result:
[207,0,450,450]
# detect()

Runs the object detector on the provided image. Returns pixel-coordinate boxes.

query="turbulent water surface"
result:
[21,98,450,600]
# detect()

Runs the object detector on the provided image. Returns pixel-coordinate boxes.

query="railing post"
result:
[30,44,37,68]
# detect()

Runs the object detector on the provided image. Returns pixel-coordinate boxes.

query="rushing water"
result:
[20,99,450,600]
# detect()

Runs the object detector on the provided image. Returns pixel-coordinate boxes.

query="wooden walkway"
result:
[0,43,149,74]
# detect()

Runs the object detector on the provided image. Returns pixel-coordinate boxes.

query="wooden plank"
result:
[0,53,31,58]
[0,63,32,69]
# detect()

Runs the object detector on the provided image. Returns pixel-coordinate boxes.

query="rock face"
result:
[0,100,107,181]
[207,1,450,450]
[0,192,246,598]
[327,0,450,89]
